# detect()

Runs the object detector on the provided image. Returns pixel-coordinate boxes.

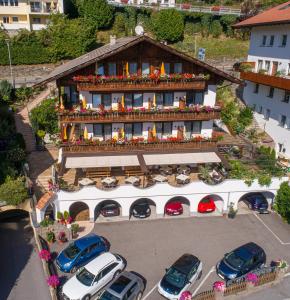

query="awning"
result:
[143,152,221,166]
[65,155,139,169]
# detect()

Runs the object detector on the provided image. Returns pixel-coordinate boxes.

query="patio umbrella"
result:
[121,95,125,109]
[125,62,129,77]
[82,97,87,109]
[63,125,67,140]
[160,62,165,75]
[84,126,88,140]
[152,124,156,138]
[60,95,64,110]
[121,127,125,139]
[153,93,156,107]
[50,1,55,10]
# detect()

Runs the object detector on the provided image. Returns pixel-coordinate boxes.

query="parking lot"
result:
[90,212,290,299]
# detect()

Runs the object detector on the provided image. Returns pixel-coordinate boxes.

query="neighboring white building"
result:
[112,0,175,7]
[0,0,64,31]
[234,2,290,159]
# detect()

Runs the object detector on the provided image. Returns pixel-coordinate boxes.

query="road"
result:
[0,212,51,300]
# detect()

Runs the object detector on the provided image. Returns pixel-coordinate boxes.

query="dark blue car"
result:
[243,193,269,213]
[216,242,266,281]
[56,233,109,273]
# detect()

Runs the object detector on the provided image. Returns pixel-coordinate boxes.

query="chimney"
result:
[110,35,116,46]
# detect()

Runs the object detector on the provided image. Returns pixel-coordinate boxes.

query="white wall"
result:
[37,177,286,222]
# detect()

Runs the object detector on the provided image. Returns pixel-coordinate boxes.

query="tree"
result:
[201,14,212,37]
[125,7,137,36]
[0,80,13,102]
[0,176,28,206]
[210,20,223,38]
[113,13,127,37]
[274,182,290,223]
[76,0,114,29]
[152,9,184,43]
[220,15,237,37]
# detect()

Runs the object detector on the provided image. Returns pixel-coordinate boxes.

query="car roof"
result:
[172,254,200,275]
[236,243,264,256]
[247,193,265,199]
[75,233,102,250]
[85,252,116,274]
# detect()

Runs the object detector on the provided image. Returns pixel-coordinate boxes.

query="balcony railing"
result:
[73,74,208,92]
[59,107,221,123]
[61,138,218,153]
[240,71,290,91]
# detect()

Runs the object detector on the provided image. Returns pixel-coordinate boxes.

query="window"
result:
[102,94,111,107]
[3,0,8,5]
[252,104,256,111]
[104,124,112,140]
[173,63,182,74]
[281,35,287,47]
[142,62,150,75]
[124,123,133,140]
[262,35,267,46]
[253,83,259,94]
[97,63,104,76]
[30,2,41,12]
[265,109,271,120]
[288,63,290,76]
[125,93,133,108]
[92,94,101,108]
[163,122,172,135]
[10,0,18,5]
[195,92,204,105]
[283,91,290,103]
[156,93,163,107]
[129,62,138,75]
[100,263,119,279]
[108,62,116,76]
[133,93,143,107]
[93,124,103,138]
[12,16,18,22]
[265,61,270,73]
[164,62,170,74]
[278,143,283,152]
[0,1,3,5]
[257,60,263,71]
[163,92,174,106]
[259,106,263,114]
[192,121,202,133]
[133,123,142,136]
[2,16,9,23]
[32,18,41,24]
[269,35,274,46]
[280,115,287,127]
[268,87,274,98]
[185,121,202,138]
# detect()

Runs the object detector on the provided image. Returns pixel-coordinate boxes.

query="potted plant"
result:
[47,275,60,289]
[46,231,55,244]
[213,281,225,292]
[71,223,80,238]
[39,249,51,262]
[228,202,237,219]
[58,231,67,244]
[245,273,258,287]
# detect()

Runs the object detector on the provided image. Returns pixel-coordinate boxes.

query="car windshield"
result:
[100,291,120,300]
[64,243,81,259]
[225,251,247,270]
[165,267,187,289]
[201,198,210,203]
[76,268,95,286]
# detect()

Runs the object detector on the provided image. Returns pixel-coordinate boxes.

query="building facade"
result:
[234,2,290,159]
[112,0,175,7]
[0,0,64,31]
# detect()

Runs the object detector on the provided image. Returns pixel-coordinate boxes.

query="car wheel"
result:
[113,270,121,279]
[70,266,78,273]
[136,292,143,300]
[83,295,91,300]
[198,270,202,280]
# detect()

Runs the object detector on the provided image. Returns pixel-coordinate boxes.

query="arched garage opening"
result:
[69,201,90,221]
[198,194,224,215]
[165,196,190,216]
[94,200,121,221]
[44,203,55,220]
[238,192,275,214]
[130,198,156,219]
[0,209,29,222]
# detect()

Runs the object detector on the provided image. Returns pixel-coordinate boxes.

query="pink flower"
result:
[179,291,192,300]
[39,249,51,262]
[47,275,60,289]
[246,273,258,285]
[213,281,225,292]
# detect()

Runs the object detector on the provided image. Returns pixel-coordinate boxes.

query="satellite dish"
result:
[135,25,144,36]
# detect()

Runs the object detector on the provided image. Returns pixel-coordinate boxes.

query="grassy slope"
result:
[173,35,249,60]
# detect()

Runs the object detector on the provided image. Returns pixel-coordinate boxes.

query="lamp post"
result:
[5,39,14,88]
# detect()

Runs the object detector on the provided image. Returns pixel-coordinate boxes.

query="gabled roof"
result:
[36,35,241,85]
[36,191,55,210]
[234,1,290,28]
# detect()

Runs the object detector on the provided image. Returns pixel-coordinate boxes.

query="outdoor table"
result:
[177,166,191,175]
[79,178,95,186]
[153,174,168,182]
[176,174,190,184]
[125,176,140,185]
[101,177,117,186]
[159,166,173,175]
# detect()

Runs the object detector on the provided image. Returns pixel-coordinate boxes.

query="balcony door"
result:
[124,123,133,140]
[104,124,112,141]
[272,61,278,76]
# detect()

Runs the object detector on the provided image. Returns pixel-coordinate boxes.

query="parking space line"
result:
[191,266,215,297]
[142,283,158,300]
[253,213,290,245]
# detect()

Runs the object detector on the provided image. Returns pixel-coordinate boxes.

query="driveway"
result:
[92,212,290,299]
[0,213,51,300]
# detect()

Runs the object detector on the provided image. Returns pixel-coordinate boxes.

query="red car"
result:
[165,201,183,216]
[198,197,216,213]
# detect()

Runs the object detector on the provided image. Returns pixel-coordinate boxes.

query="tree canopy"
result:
[274,182,290,223]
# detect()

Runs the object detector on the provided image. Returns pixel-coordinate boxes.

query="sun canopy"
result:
[143,152,221,166]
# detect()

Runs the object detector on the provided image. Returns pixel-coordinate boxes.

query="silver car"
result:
[98,271,145,300]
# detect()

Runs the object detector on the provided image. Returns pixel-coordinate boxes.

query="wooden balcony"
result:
[59,108,221,123]
[240,71,290,91]
[61,139,218,154]
[76,80,206,92]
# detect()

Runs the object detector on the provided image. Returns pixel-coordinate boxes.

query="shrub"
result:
[39,249,51,262]
[210,20,223,38]
[0,176,28,206]
[273,182,290,223]
[0,80,13,102]
[47,275,60,289]
[71,223,80,236]
[56,211,63,220]
[63,210,69,220]
[40,217,54,227]
[6,147,26,162]
[152,9,184,43]
[113,13,127,37]
[46,231,55,243]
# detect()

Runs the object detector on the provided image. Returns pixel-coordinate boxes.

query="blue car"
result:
[243,193,269,213]
[56,233,109,273]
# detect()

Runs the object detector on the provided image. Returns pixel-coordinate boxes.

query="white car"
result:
[158,254,202,300]
[61,252,125,300]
